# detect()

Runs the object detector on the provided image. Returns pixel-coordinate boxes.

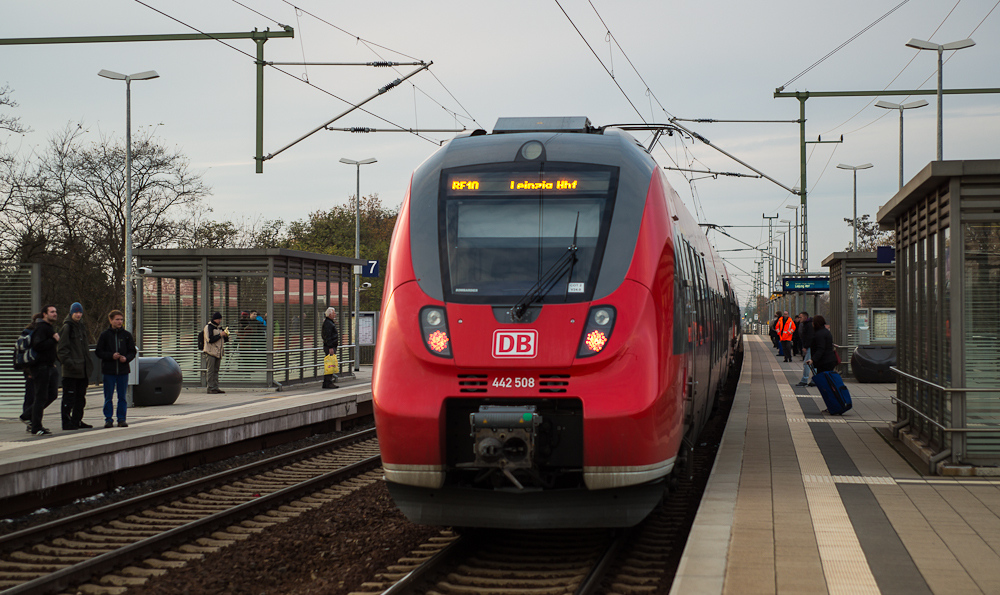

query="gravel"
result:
[125,480,441,595]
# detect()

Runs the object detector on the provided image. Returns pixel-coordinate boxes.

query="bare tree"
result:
[0,84,27,135]
[0,122,211,335]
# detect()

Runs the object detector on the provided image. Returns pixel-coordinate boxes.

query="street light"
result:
[784,205,799,271]
[875,99,929,189]
[780,219,793,275]
[98,69,159,340]
[905,37,975,161]
[339,157,377,372]
[837,163,874,251]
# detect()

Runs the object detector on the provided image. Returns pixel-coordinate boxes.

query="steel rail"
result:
[0,427,377,555]
[575,529,631,595]
[3,453,381,595]
[379,535,467,595]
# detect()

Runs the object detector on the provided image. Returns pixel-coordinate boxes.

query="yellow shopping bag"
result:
[324,353,339,375]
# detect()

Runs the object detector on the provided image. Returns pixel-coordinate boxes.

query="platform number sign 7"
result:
[362,260,379,278]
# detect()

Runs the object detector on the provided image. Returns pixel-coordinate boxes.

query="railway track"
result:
[349,359,741,595]
[0,428,381,595]
[353,528,627,595]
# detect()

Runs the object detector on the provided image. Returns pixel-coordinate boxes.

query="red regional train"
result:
[373,117,741,529]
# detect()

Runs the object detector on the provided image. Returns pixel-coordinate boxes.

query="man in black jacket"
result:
[95,310,137,428]
[322,307,339,389]
[57,302,94,430]
[29,305,60,435]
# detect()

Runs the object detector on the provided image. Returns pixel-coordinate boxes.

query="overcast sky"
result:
[3,0,998,305]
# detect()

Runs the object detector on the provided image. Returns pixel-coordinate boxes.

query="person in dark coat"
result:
[57,302,94,430]
[322,307,340,389]
[769,314,781,348]
[795,311,816,386]
[29,305,61,435]
[18,313,43,432]
[806,314,838,374]
[95,310,137,428]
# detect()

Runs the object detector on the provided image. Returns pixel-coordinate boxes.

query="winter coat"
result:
[810,327,837,371]
[202,321,229,359]
[798,317,815,353]
[95,326,137,376]
[57,316,94,379]
[30,320,59,368]
[322,317,339,352]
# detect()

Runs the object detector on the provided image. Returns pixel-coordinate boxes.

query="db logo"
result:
[492,330,538,358]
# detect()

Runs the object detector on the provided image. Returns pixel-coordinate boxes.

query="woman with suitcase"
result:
[806,315,852,415]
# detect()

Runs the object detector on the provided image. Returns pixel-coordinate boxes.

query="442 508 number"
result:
[492,377,535,388]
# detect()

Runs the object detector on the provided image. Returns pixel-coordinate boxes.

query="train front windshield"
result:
[439,164,618,303]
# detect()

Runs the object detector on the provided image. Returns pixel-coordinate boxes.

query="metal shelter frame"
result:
[877,160,1000,471]
[134,248,364,390]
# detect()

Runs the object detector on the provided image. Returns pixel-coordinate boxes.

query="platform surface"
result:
[0,369,372,500]
[672,335,1000,595]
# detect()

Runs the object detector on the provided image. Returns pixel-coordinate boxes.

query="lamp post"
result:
[98,69,159,341]
[339,157,377,371]
[836,163,874,251]
[784,205,799,271]
[905,37,975,161]
[875,99,929,189]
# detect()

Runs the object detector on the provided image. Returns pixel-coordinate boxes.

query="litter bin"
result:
[850,345,897,383]
[134,356,183,406]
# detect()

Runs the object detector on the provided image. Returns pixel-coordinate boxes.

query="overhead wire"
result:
[133,0,443,145]
[275,0,482,129]
[820,0,965,137]
[779,0,913,91]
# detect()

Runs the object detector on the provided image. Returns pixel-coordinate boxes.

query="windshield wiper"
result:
[509,214,579,322]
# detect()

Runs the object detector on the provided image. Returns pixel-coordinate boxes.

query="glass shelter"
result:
[134,249,364,389]
[877,160,1000,472]
[822,252,895,368]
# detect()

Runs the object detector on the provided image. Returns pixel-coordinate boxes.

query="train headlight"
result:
[577,305,616,357]
[420,306,453,357]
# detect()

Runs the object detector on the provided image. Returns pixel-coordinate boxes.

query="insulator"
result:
[350,127,374,133]
[371,61,393,67]
[378,78,402,94]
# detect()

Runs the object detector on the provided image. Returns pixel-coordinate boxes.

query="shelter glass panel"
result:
[141,277,201,384]
[963,223,1000,456]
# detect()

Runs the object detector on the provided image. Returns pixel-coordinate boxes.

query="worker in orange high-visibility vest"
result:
[779,310,796,362]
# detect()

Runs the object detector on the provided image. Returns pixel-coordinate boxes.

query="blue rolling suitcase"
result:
[810,366,852,415]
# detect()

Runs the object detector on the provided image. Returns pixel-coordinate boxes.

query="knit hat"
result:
[212,312,222,321]
[70,302,83,314]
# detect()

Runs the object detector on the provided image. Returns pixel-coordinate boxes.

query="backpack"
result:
[13,329,36,370]
[197,326,206,350]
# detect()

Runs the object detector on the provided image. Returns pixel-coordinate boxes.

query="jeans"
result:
[103,374,128,422]
[800,349,812,383]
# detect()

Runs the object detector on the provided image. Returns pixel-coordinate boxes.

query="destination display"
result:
[445,170,611,195]
[782,277,830,292]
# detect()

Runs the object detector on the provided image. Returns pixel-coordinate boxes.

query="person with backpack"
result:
[28,305,61,435]
[14,313,43,432]
[202,312,230,394]
[57,302,94,430]
[95,310,137,428]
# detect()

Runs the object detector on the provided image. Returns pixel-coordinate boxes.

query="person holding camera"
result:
[202,312,230,394]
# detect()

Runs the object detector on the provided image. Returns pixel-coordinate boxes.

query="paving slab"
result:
[672,336,1000,595]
